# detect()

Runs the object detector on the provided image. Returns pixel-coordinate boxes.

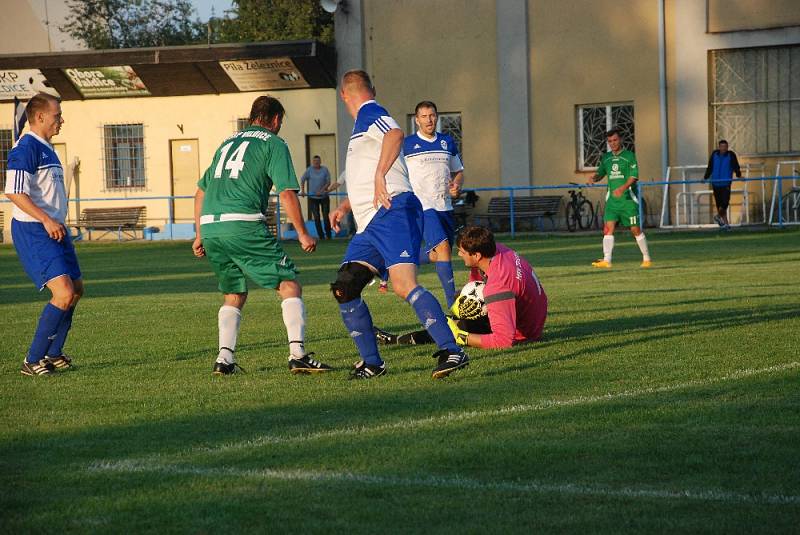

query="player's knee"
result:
[51,293,74,309]
[224,292,248,309]
[278,280,302,299]
[330,262,374,303]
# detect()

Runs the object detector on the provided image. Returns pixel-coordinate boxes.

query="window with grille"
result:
[103,124,146,189]
[407,112,464,161]
[0,129,12,190]
[236,117,249,131]
[712,45,800,155]
[577,103,635,170]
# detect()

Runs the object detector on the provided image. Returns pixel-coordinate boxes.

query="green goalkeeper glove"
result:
[452,294,483,320]
[447,316,469,346]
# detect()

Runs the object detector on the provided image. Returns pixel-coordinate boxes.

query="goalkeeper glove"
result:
[452,294,483,320]
[447,316,469,346]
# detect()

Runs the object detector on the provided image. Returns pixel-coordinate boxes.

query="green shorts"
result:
[203,225,297,293]
[604,198,640,227]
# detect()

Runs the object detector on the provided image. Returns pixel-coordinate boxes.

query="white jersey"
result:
[345,100,412,233]
[403,131,463,211]
[4,132,67,223]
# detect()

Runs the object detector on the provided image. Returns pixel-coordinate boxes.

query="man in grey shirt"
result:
[300,155,333,239]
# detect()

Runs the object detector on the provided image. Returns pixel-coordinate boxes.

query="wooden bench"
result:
[75,206,147,241]
[473,195,563,232]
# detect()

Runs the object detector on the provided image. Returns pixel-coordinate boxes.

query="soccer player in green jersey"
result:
[586,129,652,268]
[192,96,332,376]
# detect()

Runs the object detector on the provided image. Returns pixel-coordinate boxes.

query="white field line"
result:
[150,361,800,458]
[88,461,800,506]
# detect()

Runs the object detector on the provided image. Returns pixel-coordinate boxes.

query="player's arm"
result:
[330,197,351,233]
[613,156,639,197]
[5,192,65,241]
[374,128,403,209]
[479,291,518,349]
[279,189,316,252]
[449,170,464,198]
[192,188,205,257]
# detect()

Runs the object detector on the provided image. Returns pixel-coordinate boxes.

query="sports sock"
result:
[45,305,75,357]
[281,297,306,359]
[217,305,241,364]
[635,233,651,262]
[602,235,615,262]
[435,261,456,308]
[406,286,459,353]
[27,303,67,364]
[339,298,382,366]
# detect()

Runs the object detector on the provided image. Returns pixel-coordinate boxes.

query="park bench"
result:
[473,195,563,232]
[75,206,147,241]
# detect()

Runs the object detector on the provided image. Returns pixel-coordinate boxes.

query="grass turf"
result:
[1,229,799,533]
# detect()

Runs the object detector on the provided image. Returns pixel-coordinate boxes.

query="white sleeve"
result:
[4,169,31,195]
[365,115,401,142]
[449,154,464,173]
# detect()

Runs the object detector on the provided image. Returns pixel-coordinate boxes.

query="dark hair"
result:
[341,70,375,93]
[415,101,438,115]
[25,92,60,122]
[312,155,321,160]
[606,128,621,138]
[718,139,728,145]
[456,225,496,257]
[249,95,285,125]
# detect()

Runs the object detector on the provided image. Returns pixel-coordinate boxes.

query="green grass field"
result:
[1,229,799,533]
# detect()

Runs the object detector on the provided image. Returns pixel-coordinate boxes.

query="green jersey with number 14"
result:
[596,149,639,201]
[198,126,299,237]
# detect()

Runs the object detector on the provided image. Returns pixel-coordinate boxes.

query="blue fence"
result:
[1,176,797,241]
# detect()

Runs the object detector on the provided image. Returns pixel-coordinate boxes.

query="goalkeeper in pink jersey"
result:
[374,225,547,349]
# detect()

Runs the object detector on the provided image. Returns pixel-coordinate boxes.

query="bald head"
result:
[341,70,375,97]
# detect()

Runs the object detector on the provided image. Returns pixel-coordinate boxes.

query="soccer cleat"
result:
[591,259,612,269]
[21,359,56,376]
[45,354,73,369]
[212,361,245,375]
[288,352,333,374]
[640,260,653,268]
[431,349,470,379]
[373,327,398,345]
[349,360,386,380]
[713,214,724,227]
[378,281,388,294]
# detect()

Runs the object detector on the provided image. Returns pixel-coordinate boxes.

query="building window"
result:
[577,103,635,170]
[236,117,249,131]
[712,45,800,155]
[0,129,12,190]
[407,112,464,160]
[103,124,146,189]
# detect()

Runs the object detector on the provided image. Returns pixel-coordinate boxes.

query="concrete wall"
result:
[708,0,800,33]
[0,0,83,54]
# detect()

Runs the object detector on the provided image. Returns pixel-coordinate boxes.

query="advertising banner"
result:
[0,69,59,100]
[220,58,309,91]
[64,66,150,98]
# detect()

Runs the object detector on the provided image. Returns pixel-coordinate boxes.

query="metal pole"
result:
[509,188,516,238]
[275,195,282,240]
[778,175,784,229]
[638,182,646,229]
[168,197,174,240]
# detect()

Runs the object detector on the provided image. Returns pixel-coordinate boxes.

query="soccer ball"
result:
[457,280,487,318]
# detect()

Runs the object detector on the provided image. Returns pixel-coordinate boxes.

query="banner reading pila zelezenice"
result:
[64,66,150,98]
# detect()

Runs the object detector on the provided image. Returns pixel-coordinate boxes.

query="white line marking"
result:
[88,461,800,506]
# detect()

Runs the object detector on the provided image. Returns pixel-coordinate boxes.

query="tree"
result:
[61,0,204,49]
[213,0,334,45]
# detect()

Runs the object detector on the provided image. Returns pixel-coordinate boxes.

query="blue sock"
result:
[435,261,456,308]
[406,286,459,353]
[339,299,383,366]
[46,306,75,357]
[27,303,67,364]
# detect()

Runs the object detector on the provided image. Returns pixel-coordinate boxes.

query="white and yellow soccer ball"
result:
[455,280,487,320]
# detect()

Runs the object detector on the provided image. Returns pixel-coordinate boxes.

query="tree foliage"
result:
[213,0,334,45]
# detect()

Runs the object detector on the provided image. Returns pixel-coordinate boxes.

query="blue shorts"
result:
[12,219,82,290]
[343,192,423,279]
[422,209,455,253]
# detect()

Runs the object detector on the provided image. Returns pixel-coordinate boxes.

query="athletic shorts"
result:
[422,209,455,253]
[11,219,82,290]
[604,198,640,227]
[713,185,731,211]
[342,192,423,279]
[203,223,297,294]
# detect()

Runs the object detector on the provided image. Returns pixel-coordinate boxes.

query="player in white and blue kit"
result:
[404,100,464,308]
[4,93,83,376]
[330,70,469,379]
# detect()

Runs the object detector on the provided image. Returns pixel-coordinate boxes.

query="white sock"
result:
[217,305,241,364]
[281,297,306,359]
[602,235,615,262]
[635,233,651,262]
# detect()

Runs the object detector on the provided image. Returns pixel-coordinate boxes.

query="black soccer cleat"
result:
[373,327,398,345]
[289,353,333,374]
[431,349,469,379]
[349,360,386,380]
[212,361,245,375]
[45,354,73,370]
[21,359,56,376]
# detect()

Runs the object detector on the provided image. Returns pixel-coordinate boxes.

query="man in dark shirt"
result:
[704,139,742,230]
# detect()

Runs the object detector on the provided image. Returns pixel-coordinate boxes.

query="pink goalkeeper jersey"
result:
[469,243,547,348]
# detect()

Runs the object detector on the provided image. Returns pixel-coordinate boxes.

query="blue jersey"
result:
[403,132,463,211]
[4,132,66,223]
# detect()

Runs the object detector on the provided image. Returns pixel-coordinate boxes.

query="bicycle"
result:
[565,183,595,232]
